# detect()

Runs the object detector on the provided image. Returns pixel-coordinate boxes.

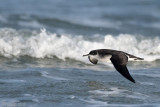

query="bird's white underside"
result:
[89,55,112,63]
[89,54,135,63]
[126,55,136,61]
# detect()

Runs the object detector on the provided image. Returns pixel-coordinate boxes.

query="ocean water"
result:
[0,0,160,107]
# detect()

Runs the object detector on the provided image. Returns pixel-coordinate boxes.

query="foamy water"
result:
[0,28,159,62]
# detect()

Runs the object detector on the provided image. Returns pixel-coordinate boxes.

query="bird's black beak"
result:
[83,54,89,57]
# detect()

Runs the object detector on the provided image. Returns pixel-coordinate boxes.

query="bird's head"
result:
[83,50,97,57]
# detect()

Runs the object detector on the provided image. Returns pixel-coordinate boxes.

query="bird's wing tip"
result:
[132,80,136,83]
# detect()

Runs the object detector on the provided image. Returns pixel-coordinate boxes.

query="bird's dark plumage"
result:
[83,49,144,83]
[88,56,98,64]
[110,53,135,83]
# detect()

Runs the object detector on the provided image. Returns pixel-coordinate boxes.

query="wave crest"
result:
[0,28,159,62]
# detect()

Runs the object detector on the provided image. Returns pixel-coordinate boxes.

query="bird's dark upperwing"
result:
[110,53,135,83]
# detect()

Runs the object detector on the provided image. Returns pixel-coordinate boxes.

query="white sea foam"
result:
[89,87,148,100]
[0,79,25,83]
[140,82,155,86]
[82,98,108,107]
[0,28,160,62]
[89,87,126,97]
[41,71,68,80]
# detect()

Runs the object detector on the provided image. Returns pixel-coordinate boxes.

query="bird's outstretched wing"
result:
[110,53,135,83]
[88,56,98,64]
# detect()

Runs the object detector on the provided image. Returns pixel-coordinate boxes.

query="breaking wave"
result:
[0,28,160,62]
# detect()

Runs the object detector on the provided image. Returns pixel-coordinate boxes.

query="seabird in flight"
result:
[83,49,144,83]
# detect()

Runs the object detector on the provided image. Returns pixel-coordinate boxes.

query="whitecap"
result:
[0,28,159,62]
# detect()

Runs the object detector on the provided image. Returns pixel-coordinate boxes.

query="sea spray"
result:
[0,28,159,62]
